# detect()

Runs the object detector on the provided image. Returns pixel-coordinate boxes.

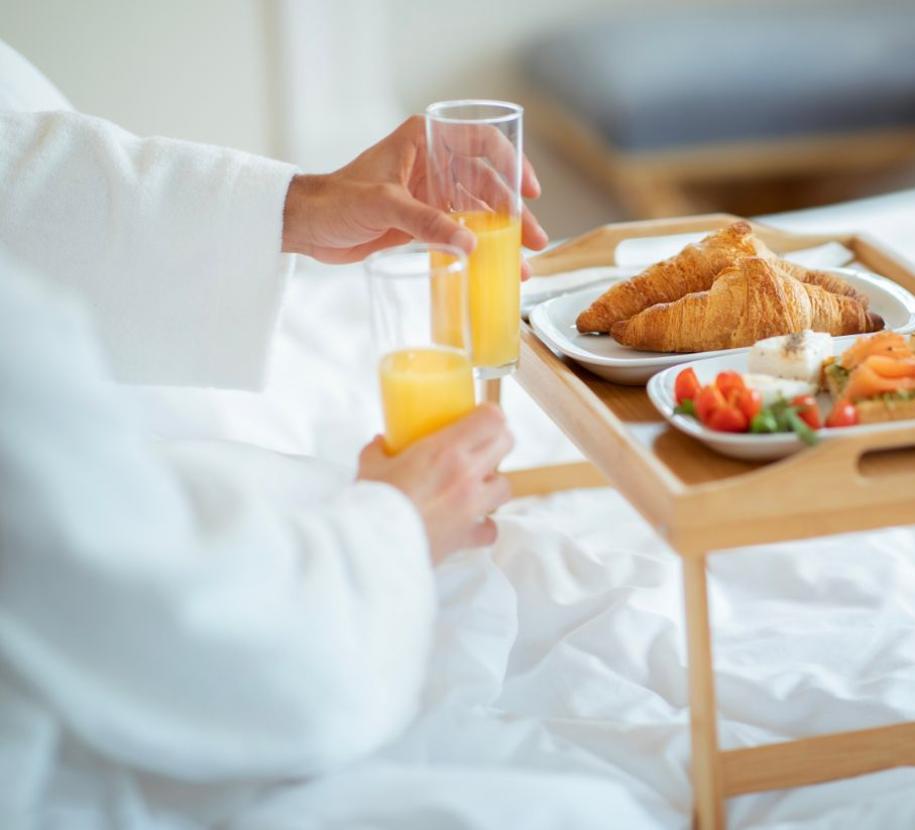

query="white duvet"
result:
[129,253,915,829]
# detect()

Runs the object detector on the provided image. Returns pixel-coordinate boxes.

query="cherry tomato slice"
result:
[707,405,749,433]
[735,387,762,421]
[674,367,702,405]
[715,371,746,403]
[695,385,726,426]
[791,394,822,430]
[825,401,859,428]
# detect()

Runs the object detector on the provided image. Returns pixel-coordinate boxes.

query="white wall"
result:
[0,0,649,156]
[0,0,684,234]
[388,0,622,111]
[0,0,278,156]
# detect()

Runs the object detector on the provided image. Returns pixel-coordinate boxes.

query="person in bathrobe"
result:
[0,39,549,827]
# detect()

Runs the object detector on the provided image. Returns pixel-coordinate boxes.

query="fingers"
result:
[433,403,513,480]
[448,157,548,250]
[397,113,425,139]
[358,435,385,460]
[450,154,515,213]
[356,434,390,481]
[417,403,512,482]
[435,155,548,259]
[309,229,414,264]
[521,154,541,199]
[442,124,523,192]
[453,182,492,215]
[384,191,476,254]
[466,516,498,548]
[474,472,512,516]
[521,257,532,282]
[466,420,514,478]
[437,402,506,451]
[447,154,546,244]
[521,204,549,251]
[419,111,540,198]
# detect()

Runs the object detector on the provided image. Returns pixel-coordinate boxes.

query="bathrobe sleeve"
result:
[0,263,436,781]
[0,110,297,389]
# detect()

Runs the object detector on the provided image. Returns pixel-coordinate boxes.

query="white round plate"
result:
[646,347,912,461]
[529,267,915,385]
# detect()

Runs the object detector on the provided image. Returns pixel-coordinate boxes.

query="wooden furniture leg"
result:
[683,555,725,830]
[505,461,607,498]
[483,378,502,406]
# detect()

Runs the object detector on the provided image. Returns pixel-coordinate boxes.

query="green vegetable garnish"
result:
[786,409,819,446]
[770,400,794,432]
[750,410,778,433]
[674,399,696,417]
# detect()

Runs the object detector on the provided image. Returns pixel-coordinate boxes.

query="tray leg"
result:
[683,555,725,830]
[505,461,607,498]
[483,378,501,406]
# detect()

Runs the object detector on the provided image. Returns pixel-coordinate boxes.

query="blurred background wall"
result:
[3,0,914,237]
[2,0,639,234]
[1,0,277,156]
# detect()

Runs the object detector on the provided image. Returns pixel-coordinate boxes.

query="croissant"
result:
[754,241,869,307]
[610,257,883,353]
[575,222,759,333]
[576,222,867,334]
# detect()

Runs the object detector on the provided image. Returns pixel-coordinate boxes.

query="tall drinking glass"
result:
[366,243,475,454]
[425,100,523,379]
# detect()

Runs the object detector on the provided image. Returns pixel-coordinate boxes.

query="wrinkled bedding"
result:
[130,201,915,829]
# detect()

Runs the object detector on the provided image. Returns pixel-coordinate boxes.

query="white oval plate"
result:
[646,346,914,461]
[529,267,915,385]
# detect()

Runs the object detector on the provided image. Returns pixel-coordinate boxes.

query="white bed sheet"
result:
[128,196,915,829]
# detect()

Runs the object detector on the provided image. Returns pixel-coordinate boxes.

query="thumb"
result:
[358,434,386,464]
[386,193,476,254]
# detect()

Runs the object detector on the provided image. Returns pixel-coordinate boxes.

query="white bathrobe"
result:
[0,40,435,829]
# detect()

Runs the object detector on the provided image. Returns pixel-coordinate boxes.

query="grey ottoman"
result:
[523,0,915,216]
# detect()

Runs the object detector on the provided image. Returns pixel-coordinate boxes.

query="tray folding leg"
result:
[485,375,609,497]
[483,378,502,405]
[683,555,725,830]
[682,550,915,829]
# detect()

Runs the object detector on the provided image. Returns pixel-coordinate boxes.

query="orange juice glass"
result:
[426,100,524,378]
[366,244,475,454]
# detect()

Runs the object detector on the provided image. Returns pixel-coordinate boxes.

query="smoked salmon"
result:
[859,355,915,378]
[839,331,913,370]
[842,356,915,401]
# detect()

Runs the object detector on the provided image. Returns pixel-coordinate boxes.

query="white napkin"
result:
[782,241,856,269]
[521,265,638,307]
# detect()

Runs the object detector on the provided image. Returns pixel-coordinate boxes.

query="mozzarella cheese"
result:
[742,373,817,407]
[747,330,832,386]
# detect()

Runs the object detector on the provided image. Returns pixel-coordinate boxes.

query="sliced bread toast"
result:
[823,352,915,424]
[854,395,915,424]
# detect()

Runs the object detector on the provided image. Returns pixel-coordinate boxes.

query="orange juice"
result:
[379,346,475,453]
[432,211,521,370]
[430,249,467,351]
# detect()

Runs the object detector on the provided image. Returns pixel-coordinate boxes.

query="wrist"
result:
[281,174,326,255]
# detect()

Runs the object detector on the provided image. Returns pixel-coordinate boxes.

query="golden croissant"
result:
[575,221,866,333]
[765,256,869,307]
[610,257,883,353]
[576,222,757,333]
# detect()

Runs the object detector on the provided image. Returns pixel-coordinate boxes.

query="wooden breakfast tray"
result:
[503,213,915,829]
